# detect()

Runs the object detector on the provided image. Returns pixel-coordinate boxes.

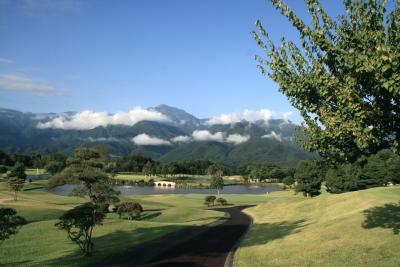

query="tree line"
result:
[285,150,400,197]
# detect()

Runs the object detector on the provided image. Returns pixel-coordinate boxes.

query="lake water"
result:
[39,184,282,196]
[27,174,51,181]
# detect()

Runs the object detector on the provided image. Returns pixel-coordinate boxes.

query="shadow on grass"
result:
[136,211,162,221]
[42,224,185,267]
[184,216,224,222]
[362,202,400,234]
[44,206,294,267]
[239,219,307,248]
[0,260,31,266]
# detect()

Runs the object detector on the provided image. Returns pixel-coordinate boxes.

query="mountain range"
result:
[0,105,315,165]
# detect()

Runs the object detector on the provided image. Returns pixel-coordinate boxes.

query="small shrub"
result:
[216,197,227,206]
[116,202,143,220]
[204,195,216,207]
[0,165,8,174]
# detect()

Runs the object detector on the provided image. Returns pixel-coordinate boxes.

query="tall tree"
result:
[7,162,27,201]
[325,164,361,193]
[51,148,119,206]
[254,0,400,163]
[387,153,400,184]
[54,148,119,256]
[142,161,153,177]
[91,145,108,164]
[56,203,105,256]
[359,153,389,188]
[294,160,323,197]
[208,164,224,194]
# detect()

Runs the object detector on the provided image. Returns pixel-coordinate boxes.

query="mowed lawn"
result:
[0,181,229,266]
[235,186,400,267]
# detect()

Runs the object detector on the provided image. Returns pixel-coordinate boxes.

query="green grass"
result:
[234,186,400,267]
[113,173,157,181]
[112,173,244,184]
[25,168,46,176]
[0,183,227,266]
[5,176,397,267]
[23,179,48,190]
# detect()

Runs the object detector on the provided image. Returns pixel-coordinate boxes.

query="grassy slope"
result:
[235,187,400,267]
[0,183,229,266]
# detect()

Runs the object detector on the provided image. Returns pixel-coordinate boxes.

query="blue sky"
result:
[0,0,342,123]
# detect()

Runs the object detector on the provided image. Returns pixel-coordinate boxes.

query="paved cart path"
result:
[95,205,253,267]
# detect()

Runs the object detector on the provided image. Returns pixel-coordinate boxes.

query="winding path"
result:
[96,205,253,267]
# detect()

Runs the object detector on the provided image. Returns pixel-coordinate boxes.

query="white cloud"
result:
[207,109,292,125]
[262,131,282,142]
[172,135,191,143]
[225,134,250,145]
[0,58,14,64]
[282,112,293,123]
[172,132,249,145]
[88,137,122,142]
[132,133,171,146]
[37,107,170,130]
[242,109,253,121]
[256,109,274,121]
[207,113,241,125]
[0,74,56,95]
[192,130,225,142]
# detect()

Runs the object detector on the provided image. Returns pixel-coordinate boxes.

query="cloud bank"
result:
[37,107,170,130]
[189,131,249,145]
[207,109,292,125]
[262,131,282,142]
[192,130,225,142]
[132,133,171,146]
[88,137,122,143]
[225,134,250,145]
[172,135,191,143]
[132,131,250,146]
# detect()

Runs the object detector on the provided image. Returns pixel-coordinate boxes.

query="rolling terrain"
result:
[0,105,314,165]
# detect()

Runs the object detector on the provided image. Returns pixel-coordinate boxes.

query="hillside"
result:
[0,105,315,165]
[235,187,400,267]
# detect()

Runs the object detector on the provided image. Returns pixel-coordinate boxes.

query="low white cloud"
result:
[0,74,56,95]
[207,113,241,125]
[88,137,122,143]
[282,112,293,123]
[207,109,292,125]
[256,109,274,121]
[0,58,14,64]
[192,130,225,142]
[132,133,171,146]
[171,132,250,145]
[37,107,170,130]
[172,135,191,143]
[225,134,250,145]
[262,131,282,142]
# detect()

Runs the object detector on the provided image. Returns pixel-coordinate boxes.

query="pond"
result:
[38,184,282,196]
[27,174,51,181]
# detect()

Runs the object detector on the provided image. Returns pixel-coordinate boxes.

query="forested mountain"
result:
[0,105,315,165]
